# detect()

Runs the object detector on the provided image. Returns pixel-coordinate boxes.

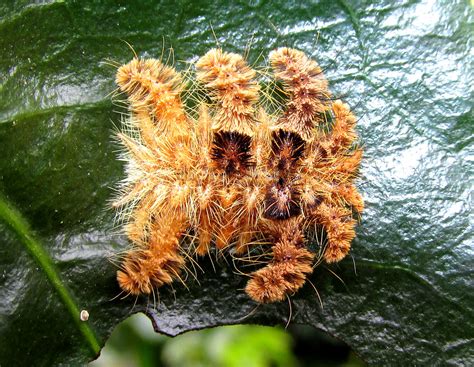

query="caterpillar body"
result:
[113,47,363,304]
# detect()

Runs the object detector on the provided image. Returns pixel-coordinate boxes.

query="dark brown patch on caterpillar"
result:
[271,129,305,172]
[211,131,254,175]
[263,177,301,220]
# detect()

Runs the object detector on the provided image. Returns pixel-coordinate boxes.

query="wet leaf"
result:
[0,1,472,365]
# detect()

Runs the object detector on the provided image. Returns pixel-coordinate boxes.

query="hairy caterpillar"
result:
[112,47,363,304]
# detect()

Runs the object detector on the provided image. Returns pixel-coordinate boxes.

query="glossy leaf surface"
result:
[0,1,472,365]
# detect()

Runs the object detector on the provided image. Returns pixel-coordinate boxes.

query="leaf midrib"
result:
[0,194,101,356]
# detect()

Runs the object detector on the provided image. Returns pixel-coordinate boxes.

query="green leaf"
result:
[1,1,473,365]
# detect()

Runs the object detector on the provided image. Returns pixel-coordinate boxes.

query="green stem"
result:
[0,195,101,355]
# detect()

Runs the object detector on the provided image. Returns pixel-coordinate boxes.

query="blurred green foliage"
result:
[91,314,366,367]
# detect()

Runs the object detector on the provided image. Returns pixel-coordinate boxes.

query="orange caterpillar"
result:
[113,47,363,303]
